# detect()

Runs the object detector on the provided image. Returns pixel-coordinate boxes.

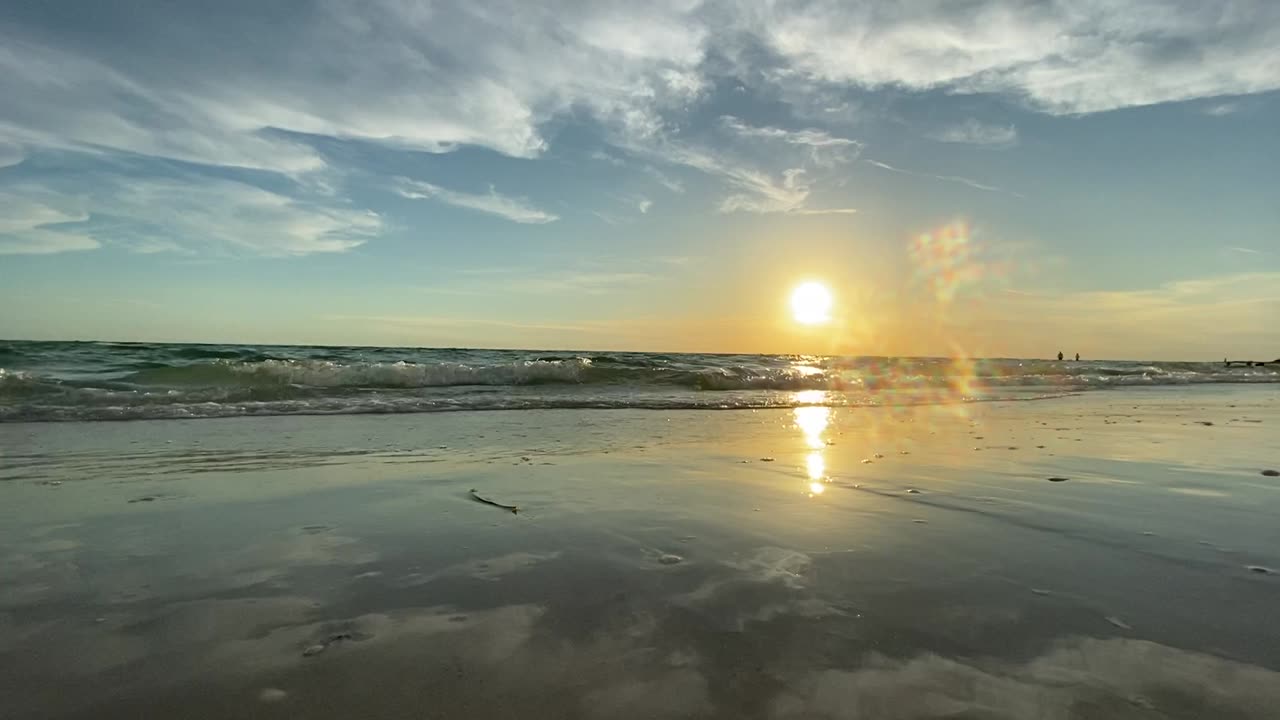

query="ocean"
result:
[2,340,1276,422]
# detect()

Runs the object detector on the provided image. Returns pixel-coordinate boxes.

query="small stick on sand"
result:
[470,489,519,514]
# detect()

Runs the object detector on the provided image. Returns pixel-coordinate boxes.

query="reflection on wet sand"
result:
[794,400,832,498]
[2,387,1280,718]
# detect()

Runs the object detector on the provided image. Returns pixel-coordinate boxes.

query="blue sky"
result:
[1,0,1277,359]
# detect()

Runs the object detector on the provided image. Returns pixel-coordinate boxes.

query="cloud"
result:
[443,268,656,295]
[1,176,381,257]
[0,1,710,175]
[652,145,856,215]
[395,178,557,224]
[754,1,1280,115]
[112,178,382,256]
[0,192,98,255]
[643,165,685,193]
[721,117,862,149]
[928,119,1018,147]
[721,116,864,168]
[1204,102,1242,116]
[988,272,1280,359]
[866,159,1021,196]
[0,141,23,169]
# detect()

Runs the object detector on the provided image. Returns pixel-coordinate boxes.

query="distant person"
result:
[1074,353,1080,362]
[1057,351,1064,361]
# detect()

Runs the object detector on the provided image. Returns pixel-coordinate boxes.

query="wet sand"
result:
[2,386,1279,719]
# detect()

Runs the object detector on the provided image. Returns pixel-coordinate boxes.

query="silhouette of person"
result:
[1074,353,1080,362]
[1057,351,1064,361]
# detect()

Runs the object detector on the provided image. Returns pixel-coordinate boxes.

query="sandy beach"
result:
[2,386,1279,719]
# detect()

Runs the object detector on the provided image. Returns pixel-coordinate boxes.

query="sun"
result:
[791,281,833,325]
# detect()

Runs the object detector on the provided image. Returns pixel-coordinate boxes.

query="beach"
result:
[3,384,1279,719]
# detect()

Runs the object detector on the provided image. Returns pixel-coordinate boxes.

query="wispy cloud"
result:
[929,119,1018,147]
[395,178,557,225]
[643,165,685,193]
[721,116,863,167]
[326,314,597,334]
[590,149,626,167]
[1,176,381,256]
[866,159,1022,197]
[0,191,97,255]
[428,263,665,296]
[0,141,23,169]
[721,117,862,149]
[651,145,856,215]
[991,272,1280,359]
[1204,102,1240,116]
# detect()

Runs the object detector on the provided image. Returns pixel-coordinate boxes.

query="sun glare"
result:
[791,282,833,325]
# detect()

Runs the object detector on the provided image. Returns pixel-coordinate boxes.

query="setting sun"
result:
[791,282,833,325]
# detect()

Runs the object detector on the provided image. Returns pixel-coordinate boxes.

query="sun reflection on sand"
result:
[806,452,825,480]
[794,401,832,496]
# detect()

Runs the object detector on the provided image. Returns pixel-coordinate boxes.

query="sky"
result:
[1,0,1277,360]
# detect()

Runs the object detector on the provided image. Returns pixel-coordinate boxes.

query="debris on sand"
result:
[302,632,355,657]
[469,489,519,514]
[658,554,683,565]
[760,457,775,462]
[905,488,921,494]
[1195,421,1214,426]
[128,496,158,503]
[259,688,288,703]
[1248,566,1272,575]
[1262,470,1280,477]
[1047,477,1069,483]
[1105,616,1132,630]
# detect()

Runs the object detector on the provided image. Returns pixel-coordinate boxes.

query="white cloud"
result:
[0,193,98,255]
[643,165,685,193]
[721,116,864,167]
[0,177,381,257]
[2,0,1275,190]
[446,268,655,294]
[395,178,557,224]
[721,117,862,149]
[0,141,23,169]
[654,145,857,215]
[754,0,1280,115]
[866,159,1020,196]
[110,179,381,256]
[929,119,1018,147]
[1204,102,1241,116]
[0,1,710,175]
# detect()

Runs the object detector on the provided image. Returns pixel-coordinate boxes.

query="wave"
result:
[3,344,1279,423]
